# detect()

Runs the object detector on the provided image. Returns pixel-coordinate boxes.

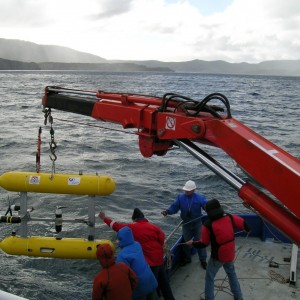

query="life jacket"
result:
[204,213,236,262]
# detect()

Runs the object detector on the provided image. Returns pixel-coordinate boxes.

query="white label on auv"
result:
[68,177,81,185]
[29,176,41,185]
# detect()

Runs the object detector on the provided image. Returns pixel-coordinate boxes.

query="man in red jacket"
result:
[99,208,175,300]
[92,243,138,300]
[186,199,250,300]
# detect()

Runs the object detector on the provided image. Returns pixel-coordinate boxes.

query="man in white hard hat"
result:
[161,180,208,269]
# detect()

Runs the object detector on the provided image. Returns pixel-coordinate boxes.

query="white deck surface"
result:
[169,237,299,300]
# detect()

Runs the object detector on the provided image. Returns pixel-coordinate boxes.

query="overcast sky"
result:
[1,0,299,63]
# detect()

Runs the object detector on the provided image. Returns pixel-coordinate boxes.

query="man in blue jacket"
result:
[116,226,158,300]
[161,180,208,269]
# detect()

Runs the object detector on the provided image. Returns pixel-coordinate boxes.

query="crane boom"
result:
[42,86,300,244]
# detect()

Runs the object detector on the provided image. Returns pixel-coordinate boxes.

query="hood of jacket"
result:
[96,243,115,268]
[117,226,135,248]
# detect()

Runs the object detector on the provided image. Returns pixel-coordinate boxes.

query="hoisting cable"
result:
[49,117,138,135]
[49,122,57,179]
[43,108,57,179]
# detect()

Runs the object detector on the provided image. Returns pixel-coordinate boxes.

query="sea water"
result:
[0,71,299,299]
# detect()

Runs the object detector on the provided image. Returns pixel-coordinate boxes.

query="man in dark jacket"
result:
[186,199,250,300]
[92,243,138,300]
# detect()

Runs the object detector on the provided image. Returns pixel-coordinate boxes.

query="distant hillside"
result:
[0,58,173,72]
[0,38,107,63]
[115,59,300,76]
[0,38,299,76]
[38,62,172,72]
[0,58,39,70]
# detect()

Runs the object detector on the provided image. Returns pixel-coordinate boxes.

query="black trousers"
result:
[151,265,175,300]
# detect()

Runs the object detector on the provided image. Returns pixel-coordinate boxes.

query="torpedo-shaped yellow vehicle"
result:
[0,171,115,195]
[0,235,114,259]
[0,171,116,259]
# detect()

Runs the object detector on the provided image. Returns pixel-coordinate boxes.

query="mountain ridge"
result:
[0,38,107,63]
[0,38,299,76]
[0,58,173,73]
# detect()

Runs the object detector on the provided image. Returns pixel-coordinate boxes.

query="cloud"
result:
[0,0,299,62]
[93,0,134,19]
[0,0,48,27]
[187,0,300,62]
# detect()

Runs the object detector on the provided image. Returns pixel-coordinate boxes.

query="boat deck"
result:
[169,237,299,299]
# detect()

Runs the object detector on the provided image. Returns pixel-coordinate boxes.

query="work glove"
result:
[98,212,106,220]
[185,239,194,248]
[161,210,168,217]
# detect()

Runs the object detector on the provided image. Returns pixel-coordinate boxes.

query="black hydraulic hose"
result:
[161,93,195,112]
[193,93,231,118]
[176,100,222,119]
[161,92,232,119]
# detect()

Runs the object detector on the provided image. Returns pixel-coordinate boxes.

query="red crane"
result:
[42,86,300,245]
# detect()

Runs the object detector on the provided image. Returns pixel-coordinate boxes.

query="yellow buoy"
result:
[0,235,114,259]
[0,171,115,195]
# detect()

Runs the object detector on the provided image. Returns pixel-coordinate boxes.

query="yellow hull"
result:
[0,236,114,259]
[0,171,115,195]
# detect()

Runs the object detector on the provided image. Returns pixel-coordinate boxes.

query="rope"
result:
[164,245,172,270]
[243,204,285,242]
[54,117,137,135]
[213,230,250,299]
[164,220,183,269]
[268,270,289,284]
[181,216,202,227]
[164,220,183,244]
[163,216,205,268]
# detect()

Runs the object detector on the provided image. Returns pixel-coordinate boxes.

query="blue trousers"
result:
[205,257,243,300]
[182,220,207,262]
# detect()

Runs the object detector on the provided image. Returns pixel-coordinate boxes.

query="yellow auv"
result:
[0,171,115,195]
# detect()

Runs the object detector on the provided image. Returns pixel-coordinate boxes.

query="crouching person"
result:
[93,243,138,300]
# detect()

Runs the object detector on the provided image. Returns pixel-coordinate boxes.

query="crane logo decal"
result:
[165,116,176,131]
